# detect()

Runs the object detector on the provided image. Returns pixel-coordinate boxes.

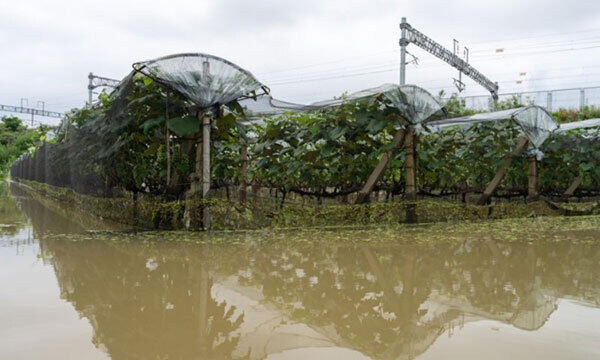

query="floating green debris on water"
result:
[12,180,600,235]
[39,214,600,248]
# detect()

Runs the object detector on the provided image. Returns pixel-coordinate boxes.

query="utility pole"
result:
[399,17,407,86]
[399,17,416,214]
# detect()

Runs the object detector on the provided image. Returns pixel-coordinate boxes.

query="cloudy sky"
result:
[2,0,600,126]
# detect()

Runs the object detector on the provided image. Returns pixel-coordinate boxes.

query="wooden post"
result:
[201,114,211,229]
[527,156,538,200]
[477,136,529,205]
[404,129,418,223]
[356,129,406,203]
[563,176,582,198]
[239,144,248,204]
[193,134,202,194]
[404,129,417,201]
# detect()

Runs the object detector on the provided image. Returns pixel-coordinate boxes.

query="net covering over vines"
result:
[133,53,269,111]
[557,118,600,132]
[240,84,446,127]
[428,106,558,148]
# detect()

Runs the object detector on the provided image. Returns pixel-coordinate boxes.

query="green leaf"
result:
[139,117,164,134]
[219,113,237,129]
[225,100,244,115]
[329,126,347,140]
[354,110,370,126]
[168,116,200,136]
[366,116,388,134]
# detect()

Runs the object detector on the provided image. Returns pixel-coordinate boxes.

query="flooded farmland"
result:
[1,181,599,360]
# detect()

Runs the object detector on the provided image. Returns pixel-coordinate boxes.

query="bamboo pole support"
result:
[239,144,248,204]
[477,136,529,205]
[563,176,582,198]
[356,128,406,203]
[527,156,538,200]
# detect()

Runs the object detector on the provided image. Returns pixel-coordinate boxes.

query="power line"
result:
[267,44,600,87]
[262,41,600,85]
[468,26,600,46]
[257,27,600,80]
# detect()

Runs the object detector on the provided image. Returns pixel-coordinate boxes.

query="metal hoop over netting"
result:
[131,53,270,111]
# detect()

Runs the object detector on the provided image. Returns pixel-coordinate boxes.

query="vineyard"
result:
[8,53,600,229]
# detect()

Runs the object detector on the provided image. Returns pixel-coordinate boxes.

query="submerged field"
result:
[1,180,600,359]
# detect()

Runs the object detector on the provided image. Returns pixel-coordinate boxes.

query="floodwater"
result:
[1,182,600,360]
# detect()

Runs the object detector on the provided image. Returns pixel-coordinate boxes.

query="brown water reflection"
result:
[2,182,600,359]
[37,236,600,359]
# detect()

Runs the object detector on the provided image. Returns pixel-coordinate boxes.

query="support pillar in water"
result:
[527,156,538,200]
[404,129,417,223]
[239,144,248,204]
[201,113,211,230]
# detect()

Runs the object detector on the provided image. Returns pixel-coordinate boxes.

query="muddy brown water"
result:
[1,181,600,360]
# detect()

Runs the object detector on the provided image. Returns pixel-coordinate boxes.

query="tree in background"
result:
[0,116,47,177]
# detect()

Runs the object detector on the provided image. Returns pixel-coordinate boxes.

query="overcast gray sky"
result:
[3,0,600,125]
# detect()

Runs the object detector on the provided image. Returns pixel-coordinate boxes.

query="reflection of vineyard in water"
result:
[8,182,86,234]
[44,239,244,360]
[40,234,600,360]
[0,182,27,236]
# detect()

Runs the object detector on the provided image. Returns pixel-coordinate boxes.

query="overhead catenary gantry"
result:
[0,103,63,126]
[399,17,499,100]
[88,73,121,106]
